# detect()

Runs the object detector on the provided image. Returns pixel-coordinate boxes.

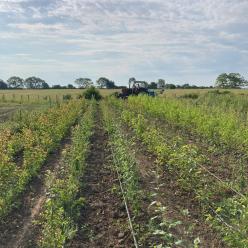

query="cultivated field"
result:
[0,89,119,102]
[161,88,248,97]
[0,89,247,247]
[0,89,119,123]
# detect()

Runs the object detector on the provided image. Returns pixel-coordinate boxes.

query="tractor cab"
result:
[117,80,155,99]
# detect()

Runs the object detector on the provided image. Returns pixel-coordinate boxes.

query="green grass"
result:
[0,89,120,122]
[0,89,120,102]
[160,88,248,97]
[2,88,248,102]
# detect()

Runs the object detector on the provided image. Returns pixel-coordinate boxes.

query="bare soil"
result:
[0,108,16,122]
[135,146,226,247]
[70,112,134,248]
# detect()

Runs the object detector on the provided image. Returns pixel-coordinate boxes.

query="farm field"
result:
[0,89,248,247]
[161,88,248,97]
[0,89,119,102]
[0,89,119,124]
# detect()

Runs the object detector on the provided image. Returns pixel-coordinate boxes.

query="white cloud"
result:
[8,22,68,32]
[0,0,28,13]
[0,0,248,84]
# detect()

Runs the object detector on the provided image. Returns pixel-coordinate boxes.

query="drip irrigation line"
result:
[107,105,245,238]
[110,147,139,248]
[172,167,242,233]
[126,106,246,198]
[198,163,245,198]
[208,205,241,233]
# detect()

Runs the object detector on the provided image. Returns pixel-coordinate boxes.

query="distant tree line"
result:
[128,78,213,90]
[74,77,123,89]
[0,76,49,89]
[1,73,247,90]
[0,76,124,90]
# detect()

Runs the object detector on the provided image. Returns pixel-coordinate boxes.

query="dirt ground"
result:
[70,114,134,248]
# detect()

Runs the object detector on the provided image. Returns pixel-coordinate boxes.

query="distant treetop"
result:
[215,73,248,88]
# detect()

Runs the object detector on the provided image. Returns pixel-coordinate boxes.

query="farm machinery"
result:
[117,81,155,99]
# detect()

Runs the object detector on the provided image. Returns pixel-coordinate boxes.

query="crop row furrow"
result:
[106,96,248,247]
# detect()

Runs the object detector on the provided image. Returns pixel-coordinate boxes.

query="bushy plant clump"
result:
[83,87,102,101]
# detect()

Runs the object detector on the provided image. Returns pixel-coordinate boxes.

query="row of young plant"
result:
[101,102,140,214]
[101,102,191,247]
[187,91,248,115]
[124,96,248,198]
[0,100,85,218]
[125,95,248,154]
[38,101,95,247]
[106,97,248,247]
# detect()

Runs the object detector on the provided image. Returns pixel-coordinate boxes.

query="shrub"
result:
[208,90,231,95]
[63,94,72,100]
[180,93,199,99]
[83,87,102,101]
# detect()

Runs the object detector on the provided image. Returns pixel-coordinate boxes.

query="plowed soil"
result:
[70,112,134,248]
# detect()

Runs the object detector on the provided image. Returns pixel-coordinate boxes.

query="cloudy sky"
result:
[0,0,247,86]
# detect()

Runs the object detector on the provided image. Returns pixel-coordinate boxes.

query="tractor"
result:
[117,81,155,99]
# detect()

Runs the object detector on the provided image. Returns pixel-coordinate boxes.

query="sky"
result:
[0,0,248,86]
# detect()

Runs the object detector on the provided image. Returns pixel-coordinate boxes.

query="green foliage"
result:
[83,86,102,101]
[7,76,24,89]
[96,77,116,89]
[106,96,248,247]
[149,201,183,247]
[123,95,248,154]
[39,101,95,247]
[180,93,199,99]
[0,79,8,89]
[102,103,141,214]
[207,196,248,247]
[74,78,93,88]
[0,100,84,217]
[25,76,48,89]
[208,89,231,95]
[215,73,247,88]
[164,83,176,89]
[62,94,72,100]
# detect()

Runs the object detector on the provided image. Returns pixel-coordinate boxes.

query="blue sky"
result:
[0,0,248,86]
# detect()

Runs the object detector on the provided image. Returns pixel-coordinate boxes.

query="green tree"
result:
[67,84,75,89]
[25,77,48,89]
[52,85,63,89]
[215,73,247,88]
[0,79,8,89]
[42,82,50,89]
[7,76,24,88]
[96,77,116,88]
[165,83,176,89]
[148,82,157,89]
[74,78,93,88]
[106,80,116,89]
